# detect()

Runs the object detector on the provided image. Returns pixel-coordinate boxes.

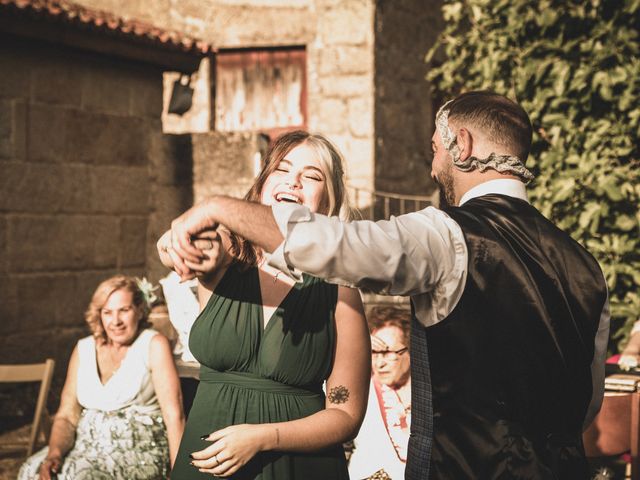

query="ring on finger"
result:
[214,454,220,466]
[195,239,214,250]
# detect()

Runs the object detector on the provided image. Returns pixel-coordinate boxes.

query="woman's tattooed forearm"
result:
[328,385,350,404]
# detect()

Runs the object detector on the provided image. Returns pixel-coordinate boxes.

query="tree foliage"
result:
[426,0,640,350]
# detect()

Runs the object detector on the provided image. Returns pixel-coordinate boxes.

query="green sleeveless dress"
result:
[172,263,349,480]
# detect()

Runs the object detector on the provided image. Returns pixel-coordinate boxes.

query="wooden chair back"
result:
[0,359,55,457]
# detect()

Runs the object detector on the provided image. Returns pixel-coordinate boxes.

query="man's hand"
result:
[187,230,226,278]
[158,229,195,280]
[158,227,227,282]
[171,199,220,265]
[170,195,283,264]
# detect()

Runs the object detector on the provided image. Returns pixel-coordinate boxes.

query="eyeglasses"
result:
[372,347,408,361]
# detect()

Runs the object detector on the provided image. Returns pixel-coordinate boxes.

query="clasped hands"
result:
[157,202,225,281]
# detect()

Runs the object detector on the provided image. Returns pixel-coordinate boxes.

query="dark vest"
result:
[407,195,607,480]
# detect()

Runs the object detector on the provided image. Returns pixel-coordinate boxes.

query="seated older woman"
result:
[18,275,185,480]
[348,306,411,480]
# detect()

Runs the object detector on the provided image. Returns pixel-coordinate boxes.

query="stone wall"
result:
[0,33,191,408]
[374,0,443,198]
[146,133,194,283]
[74,0,315,48]
[0,0,447,419]
[192,132,266,203]
[73,0,377,203]
[310,0,375,197]
[73,0,443,206]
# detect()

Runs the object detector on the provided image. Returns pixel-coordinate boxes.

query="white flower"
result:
[135,277,159,308]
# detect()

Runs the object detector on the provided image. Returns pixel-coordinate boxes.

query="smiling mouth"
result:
[275,193,302,204]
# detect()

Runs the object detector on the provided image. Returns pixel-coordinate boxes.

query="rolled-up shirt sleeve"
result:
[267,203,467,305]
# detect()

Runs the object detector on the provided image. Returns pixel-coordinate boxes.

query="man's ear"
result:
[457,128,473,162]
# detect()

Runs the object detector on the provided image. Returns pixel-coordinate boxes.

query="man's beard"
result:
[435,163,456,208]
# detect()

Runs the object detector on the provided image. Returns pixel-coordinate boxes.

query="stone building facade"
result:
[0,0,443,414]
[72,0,443,201]
[0,1,208,409]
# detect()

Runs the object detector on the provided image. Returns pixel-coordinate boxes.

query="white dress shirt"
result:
[268,178,609,427]
[269,179,529,328]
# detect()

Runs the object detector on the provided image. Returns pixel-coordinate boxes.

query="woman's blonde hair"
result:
[230,130,354,266]
[84,275,150,344]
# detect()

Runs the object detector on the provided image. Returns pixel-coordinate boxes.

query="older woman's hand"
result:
[38,455,62,480]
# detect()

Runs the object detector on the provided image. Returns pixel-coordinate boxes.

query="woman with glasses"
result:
[348,306,411,480]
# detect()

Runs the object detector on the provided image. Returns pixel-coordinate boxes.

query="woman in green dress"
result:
[158,130,370,479]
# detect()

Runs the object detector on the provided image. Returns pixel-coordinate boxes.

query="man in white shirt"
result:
[167,91,609,479]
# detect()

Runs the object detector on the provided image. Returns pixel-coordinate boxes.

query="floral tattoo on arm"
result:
[328,385,350,404]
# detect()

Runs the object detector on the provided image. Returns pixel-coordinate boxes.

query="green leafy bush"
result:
[426,0,640,350]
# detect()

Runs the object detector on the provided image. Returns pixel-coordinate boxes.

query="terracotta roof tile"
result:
[0,0,212,54]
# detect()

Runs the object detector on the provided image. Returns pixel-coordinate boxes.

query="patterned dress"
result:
[172,263,349,480]
[348,379,410,480]
[18,329,169,480]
